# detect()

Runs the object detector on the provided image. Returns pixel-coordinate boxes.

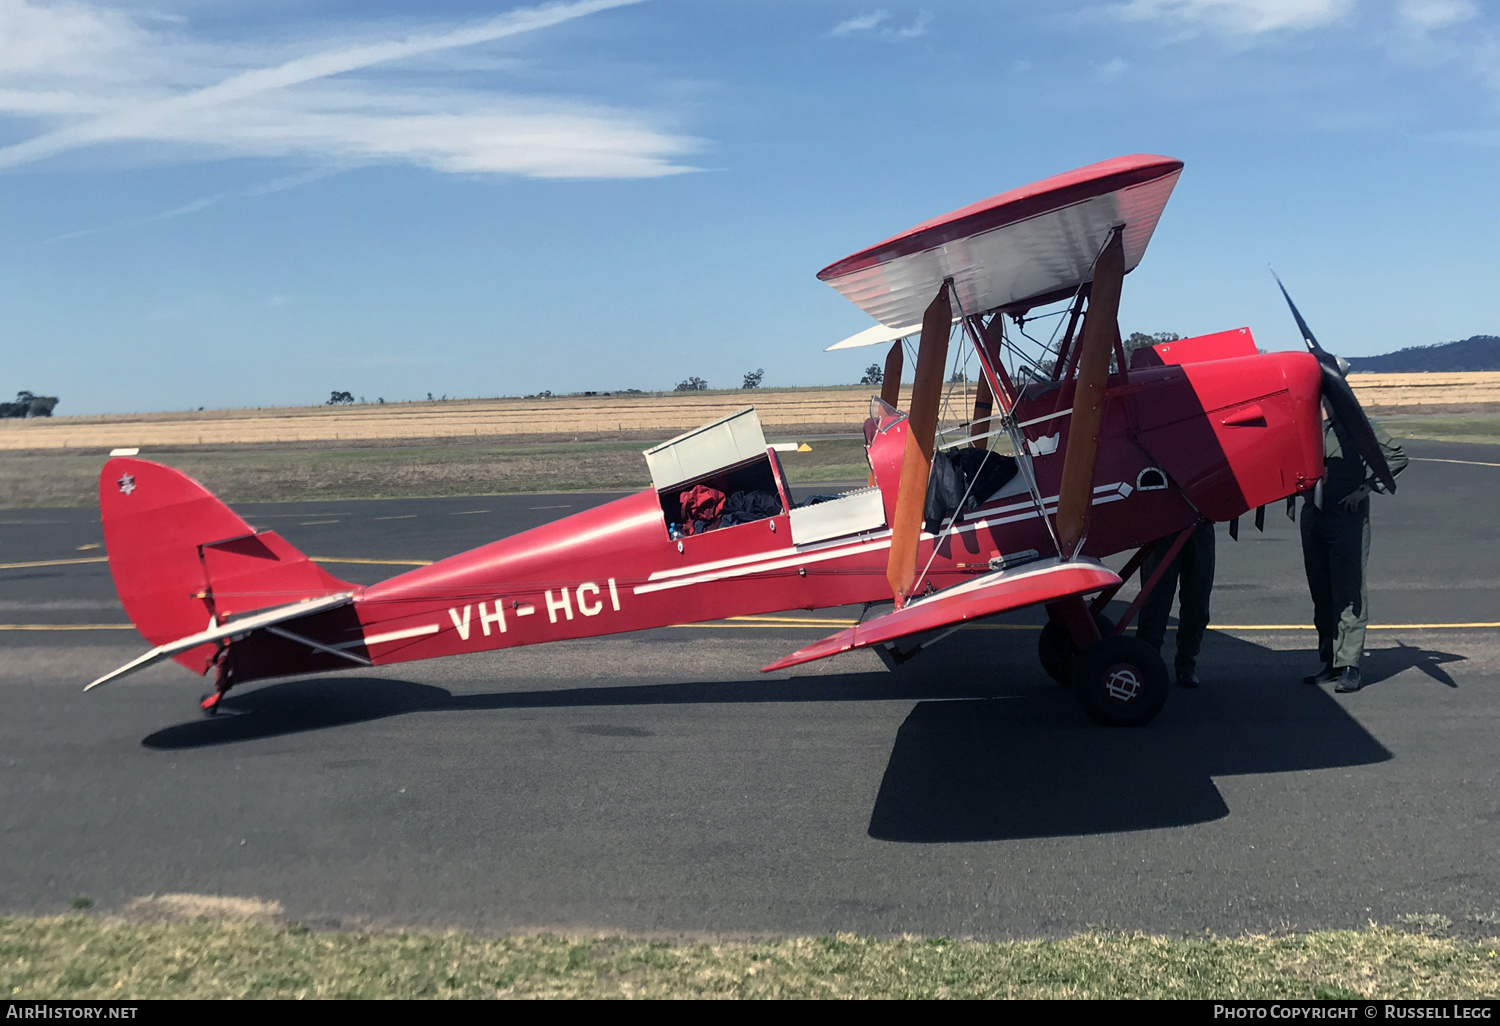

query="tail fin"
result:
[100,458,354,675]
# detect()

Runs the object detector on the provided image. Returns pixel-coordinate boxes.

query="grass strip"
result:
[2,917,1497,999]
[1386,417,1500,444]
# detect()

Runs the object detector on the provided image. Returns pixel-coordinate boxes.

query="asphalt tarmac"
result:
[2,439,1497,940]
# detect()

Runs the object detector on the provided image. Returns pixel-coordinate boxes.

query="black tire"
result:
[1071,635,1169,726]
[1038,614,1116,685]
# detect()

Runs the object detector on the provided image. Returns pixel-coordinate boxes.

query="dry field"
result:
[0,387,896,452]
[1344,372,1500,415]
[0,438,877,509]
[3,373,1496,454]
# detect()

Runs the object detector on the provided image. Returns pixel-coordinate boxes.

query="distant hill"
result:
[1348,335,1500,373]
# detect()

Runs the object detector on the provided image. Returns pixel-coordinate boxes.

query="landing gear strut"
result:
[1037,613,1115,686]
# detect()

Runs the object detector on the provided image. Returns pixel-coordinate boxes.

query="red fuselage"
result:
[219,345,1324,685]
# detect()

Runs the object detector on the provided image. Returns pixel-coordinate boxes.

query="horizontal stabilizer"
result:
[85,593,354,691]
[761,557,1119,672]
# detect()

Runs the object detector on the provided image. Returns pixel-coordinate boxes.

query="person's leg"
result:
[1173,522,1216,677]
[1329,509,1371,689]
[1135,536,1181,654]
[1301,503,1337,680]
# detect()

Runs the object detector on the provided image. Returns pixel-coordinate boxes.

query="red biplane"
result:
[89,154,1395,726]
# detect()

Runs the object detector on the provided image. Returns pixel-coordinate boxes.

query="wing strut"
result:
[1055,227,1125,558]
[880,340,904,412]
[951,293,1063,560]
[885,282,952,607]
[969,368,994,447]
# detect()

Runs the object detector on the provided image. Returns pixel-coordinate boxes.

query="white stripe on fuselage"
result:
[334,623,441,650]
[633,483,1129,596]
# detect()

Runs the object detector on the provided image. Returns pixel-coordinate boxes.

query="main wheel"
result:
[1037,614,1116,685]
[1071,635,1169,726]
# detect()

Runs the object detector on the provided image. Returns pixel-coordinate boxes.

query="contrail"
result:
[44,168,343,244]
[0,0,647,171]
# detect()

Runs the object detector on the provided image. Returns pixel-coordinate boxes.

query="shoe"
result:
[1333,667,1362,693]
[1176,666,1200,688]
[1303,665,1338,686]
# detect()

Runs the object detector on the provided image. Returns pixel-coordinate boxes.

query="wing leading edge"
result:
[761,557,1120,672]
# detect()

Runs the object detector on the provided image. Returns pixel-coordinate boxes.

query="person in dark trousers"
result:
[1135,519,1216,688]
[1301,409,1408,693]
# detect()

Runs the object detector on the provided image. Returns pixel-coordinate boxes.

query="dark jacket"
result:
[1323,418,1409,505]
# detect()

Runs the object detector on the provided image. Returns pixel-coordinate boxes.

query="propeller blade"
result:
[1320,361,1398,494]
[1228,516,1239,542]
[1270,266,1325,355]
[1254,504,1265,532]
[1271,272,1398,495]
[1056,230,1125,559]
[886,283,952,606]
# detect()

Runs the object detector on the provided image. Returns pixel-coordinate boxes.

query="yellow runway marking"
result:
[1215,622,1500,631]
[675,620,1500,632]
[673,622,854,629]
[0,557,109,570]
[1411,457,1500,469]
[0,624,135,631]
[0,555,435,570]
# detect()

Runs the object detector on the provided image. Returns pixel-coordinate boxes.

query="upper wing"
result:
[816,154,1181,327]
[761,557,1120,672]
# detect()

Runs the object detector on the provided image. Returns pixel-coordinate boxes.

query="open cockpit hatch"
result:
[644,407,789,537]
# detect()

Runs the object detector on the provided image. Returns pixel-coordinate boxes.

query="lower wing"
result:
[761,557,1119,672]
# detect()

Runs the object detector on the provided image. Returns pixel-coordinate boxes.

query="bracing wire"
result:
[911,428,999,597]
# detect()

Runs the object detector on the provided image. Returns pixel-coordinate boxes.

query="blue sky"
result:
[2,0,1498,414]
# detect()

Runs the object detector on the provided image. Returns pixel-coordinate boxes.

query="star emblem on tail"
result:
[117,474,136,496]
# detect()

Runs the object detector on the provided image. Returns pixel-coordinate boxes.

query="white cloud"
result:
[0,0,699,179]
[1381,0,1500,99]
[831,10,891,36]
[830,8,930,41]
[1397,0,1479,31]
[888,11,933,40]
[1116,0,1356,35]
[1096,56,1129,80]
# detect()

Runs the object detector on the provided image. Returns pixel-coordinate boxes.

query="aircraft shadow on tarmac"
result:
[139,626,1465,843]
